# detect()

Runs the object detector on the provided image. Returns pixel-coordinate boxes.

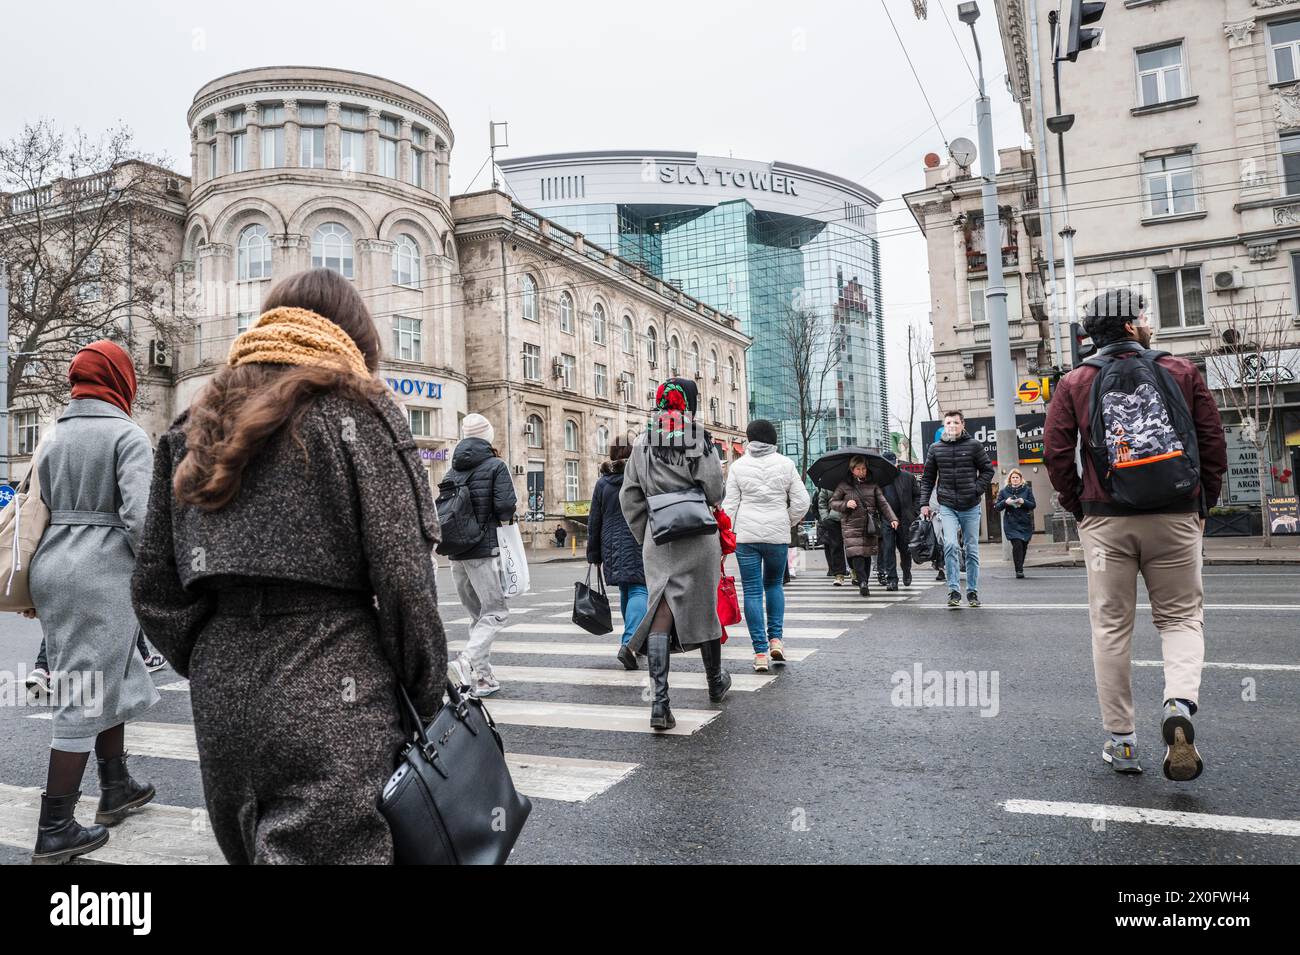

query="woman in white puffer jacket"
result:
[722,419,811,672]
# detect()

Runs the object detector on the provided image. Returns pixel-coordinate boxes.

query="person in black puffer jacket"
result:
[918,409,994,607]
[587,435,647,671]
[445,413,517,698]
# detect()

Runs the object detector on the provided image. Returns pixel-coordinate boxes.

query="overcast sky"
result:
[0,0,1024,433]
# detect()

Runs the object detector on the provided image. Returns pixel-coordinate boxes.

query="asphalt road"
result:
[0,553,1296,864]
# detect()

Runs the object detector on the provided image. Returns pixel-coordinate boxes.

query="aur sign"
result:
[658,164,799,196]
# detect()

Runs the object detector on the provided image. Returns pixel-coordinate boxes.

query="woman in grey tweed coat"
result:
[131,270,446,865]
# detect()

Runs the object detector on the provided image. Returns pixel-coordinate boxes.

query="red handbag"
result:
[717,557,741,640]
[715,507,736,555]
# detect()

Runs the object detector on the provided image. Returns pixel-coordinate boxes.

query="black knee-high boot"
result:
[699,639,731,703]
[647,632,675,731]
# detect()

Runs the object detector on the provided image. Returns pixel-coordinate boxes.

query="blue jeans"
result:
[618,584,648,646]
[938,504,981,593]
[735,542,788,654]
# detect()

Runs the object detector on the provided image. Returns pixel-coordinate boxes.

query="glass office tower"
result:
[499,152,887,457]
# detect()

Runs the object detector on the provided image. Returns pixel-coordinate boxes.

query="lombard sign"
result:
[658,164,798,196]
[385,376,443,400]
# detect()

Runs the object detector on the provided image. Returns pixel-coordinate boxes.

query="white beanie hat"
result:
[461,413,495,444]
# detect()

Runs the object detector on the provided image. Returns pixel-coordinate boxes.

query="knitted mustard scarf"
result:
[228,307,370,378]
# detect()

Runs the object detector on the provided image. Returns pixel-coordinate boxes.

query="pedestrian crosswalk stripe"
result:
[450,640,816,661]
[544,609,876,621]
[1000,799,1300,837]
[489,665,776,691]
[1134,660,1300,672]
[483,699,718,736]
[18,719,643,804]
[502,623,845,638]
[914,603,1300,611]
[0,783,225,865]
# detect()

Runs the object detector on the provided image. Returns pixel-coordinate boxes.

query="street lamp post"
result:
[959,2,1019,560]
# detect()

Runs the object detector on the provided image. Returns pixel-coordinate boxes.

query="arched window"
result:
[595,425,610,456]
[311,222,354,278]
[727,355,738,388]
[668,335,680,373]
[522,274,538,322]
[709,348,719,382]
[622,315,635,354]
[237,224,271,281]
[592,302,607,344]
[392,233,420,287]
[526,413,544,448]
[564,419,579,452]
[559,291,574,333]
[689,341,701,378]
[646,326,658,366]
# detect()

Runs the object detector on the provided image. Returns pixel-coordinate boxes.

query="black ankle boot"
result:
[32,791,110,864]
[646,632,675,731]
[95,754,155,826]
[699,639,732,703]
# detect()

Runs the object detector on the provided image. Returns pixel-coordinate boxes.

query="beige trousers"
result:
[1077,512,1204,733]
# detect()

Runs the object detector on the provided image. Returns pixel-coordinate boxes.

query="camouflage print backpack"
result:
[1082,342,1201,510]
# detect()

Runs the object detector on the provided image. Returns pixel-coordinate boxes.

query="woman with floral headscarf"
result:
[619,377,730,731]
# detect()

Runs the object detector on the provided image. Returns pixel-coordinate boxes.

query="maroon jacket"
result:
[1044,348,1227,519]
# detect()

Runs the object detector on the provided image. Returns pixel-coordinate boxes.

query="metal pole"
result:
[970,23,1020,560]
[1028,0,1063,369]
[0,255,8,489]
[1050,11,1080,366]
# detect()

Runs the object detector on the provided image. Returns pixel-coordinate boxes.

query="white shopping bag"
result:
[787,547,806,578]
[497,522,531,598]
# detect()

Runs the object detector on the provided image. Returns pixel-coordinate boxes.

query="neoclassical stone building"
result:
[2,65,751,520]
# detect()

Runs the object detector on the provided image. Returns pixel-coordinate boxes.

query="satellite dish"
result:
[924,152,941,169]
[949,138,977,168]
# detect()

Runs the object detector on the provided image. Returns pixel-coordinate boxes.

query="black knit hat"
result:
[746,419,778,445]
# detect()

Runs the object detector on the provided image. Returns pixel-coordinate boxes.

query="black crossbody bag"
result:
[378,682,532,865]
[644,449,717,544]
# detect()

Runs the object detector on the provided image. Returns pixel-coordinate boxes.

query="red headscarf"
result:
[68,341,137,416]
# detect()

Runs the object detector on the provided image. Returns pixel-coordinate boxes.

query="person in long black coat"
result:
[131,270,446,865]
[586,435,647,671]
[879,450,922,590]
[994,467,1037,578]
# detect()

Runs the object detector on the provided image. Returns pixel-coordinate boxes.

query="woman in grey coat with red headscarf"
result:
[27,341,160,864]
[620,378,731,731]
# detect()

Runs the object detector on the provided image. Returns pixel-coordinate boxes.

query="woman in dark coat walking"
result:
[131,269,446,865]
[830,456,898,598]
[587,435,647,671]
[27,341,160,865]
[620,378,731,731]
[994,468,1037,579]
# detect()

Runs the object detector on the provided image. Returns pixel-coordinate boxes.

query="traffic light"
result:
[1070,321,1096,366]
[1064,1,1104,62]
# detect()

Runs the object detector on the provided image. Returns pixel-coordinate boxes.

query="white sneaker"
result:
[472,673,501,698]
[447,655,474,690]
[25,667,51,695]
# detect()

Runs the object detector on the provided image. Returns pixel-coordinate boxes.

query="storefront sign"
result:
[385,376,444,400]
[658,164,798,196]
[563,500,590,518]
[1223,424,1262,506]
[922,414,1045,466]
[1205,347,1300,391]
[1266,496,1299,534]
[418,448,449,462]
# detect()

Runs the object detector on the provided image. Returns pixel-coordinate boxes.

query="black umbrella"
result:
[807,446,901,493]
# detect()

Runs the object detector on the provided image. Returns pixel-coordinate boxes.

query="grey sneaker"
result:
[947,591,962,609]
[966,591,981,608]
[472,673,501,698]
[1102,738,1143,774]
[1161,702,1204,781]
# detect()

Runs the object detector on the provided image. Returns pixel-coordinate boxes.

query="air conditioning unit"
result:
[523,420,537,439]
[693,371,703,381]
[1212,268,1244,292]
[164,177,183,195]
[149,339,172,368]
[730,381,738,392]
[646,389,657,401]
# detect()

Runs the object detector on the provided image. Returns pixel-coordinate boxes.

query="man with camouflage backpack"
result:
[1045,289,1226,782]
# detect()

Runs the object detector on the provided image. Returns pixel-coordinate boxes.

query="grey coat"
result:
[619,431,724,652]
[29,398,160,745]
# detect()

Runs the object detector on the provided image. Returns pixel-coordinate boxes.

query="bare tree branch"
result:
[777,305,842,479]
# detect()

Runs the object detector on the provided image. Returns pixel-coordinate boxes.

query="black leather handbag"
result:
[572,565,613,635]
[378,682,531,865]
[643,448,718,544]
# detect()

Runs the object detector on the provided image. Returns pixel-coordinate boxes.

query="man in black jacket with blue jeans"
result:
[919,410,995,608]
[446,413,517,697]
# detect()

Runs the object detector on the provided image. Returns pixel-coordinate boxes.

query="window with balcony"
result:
[963,207,1017,271]
[967,279,1024,325]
